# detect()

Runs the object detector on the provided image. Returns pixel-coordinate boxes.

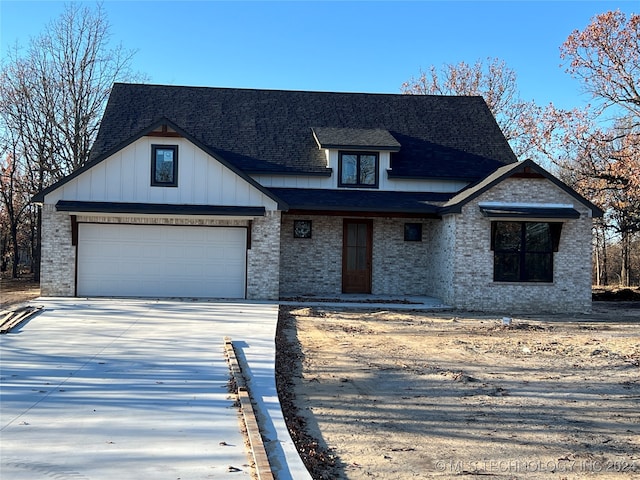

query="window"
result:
[151,145,178,186]
[293,220,312,239]
[492,222,562,282]
[404,223,422,242]
[338,152,378,188]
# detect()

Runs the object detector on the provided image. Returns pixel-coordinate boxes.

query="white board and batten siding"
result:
[251,149,470,193]
[43,137,279,210]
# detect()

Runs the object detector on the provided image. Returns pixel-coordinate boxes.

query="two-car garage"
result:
[76,224,247,299]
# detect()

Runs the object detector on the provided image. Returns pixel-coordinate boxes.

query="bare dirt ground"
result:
[3,279,639,478]
[0,275,40,309]
[276,300,640,479]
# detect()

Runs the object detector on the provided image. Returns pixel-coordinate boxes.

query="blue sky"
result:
[1,1,637,110]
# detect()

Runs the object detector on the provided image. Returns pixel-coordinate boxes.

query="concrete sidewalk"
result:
[0,298,310,480]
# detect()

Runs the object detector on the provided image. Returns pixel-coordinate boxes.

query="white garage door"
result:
[77,224,247,298]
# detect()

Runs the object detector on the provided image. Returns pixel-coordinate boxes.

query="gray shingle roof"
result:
[90,83,518,179]
[269,188,452,215]
[312,127,401,151]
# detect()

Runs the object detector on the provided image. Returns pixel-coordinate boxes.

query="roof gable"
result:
[440,159,604,217]
[33,117,286,209]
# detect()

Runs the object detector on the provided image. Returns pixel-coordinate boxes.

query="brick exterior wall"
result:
[247,210,281,300]
[40,176,594,312]
[279,215,445,297]
[39,206,282,299]
[372,218,438,295]
[279,215,343,295]
[446,177,594,313]
[429,215,456,303]
[40,204,76,296]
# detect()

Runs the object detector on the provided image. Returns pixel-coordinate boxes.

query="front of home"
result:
[33,84,602,313]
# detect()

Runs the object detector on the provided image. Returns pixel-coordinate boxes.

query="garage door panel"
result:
[78,224,247,298]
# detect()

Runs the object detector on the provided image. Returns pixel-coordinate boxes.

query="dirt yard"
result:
[0,276,40,309]
[276,302,640,479]
[3,279,639,478]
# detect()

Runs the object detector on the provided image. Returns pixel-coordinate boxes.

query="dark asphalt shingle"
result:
[269,187,453,215]
[90,84,518,180]
[311,127,401,151]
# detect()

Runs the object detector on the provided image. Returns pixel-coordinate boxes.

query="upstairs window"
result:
[338,152,378,188]
[151,145,178,187]
[492,222,562,282]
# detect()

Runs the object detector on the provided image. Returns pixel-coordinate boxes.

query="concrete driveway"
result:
[0,298,310,480]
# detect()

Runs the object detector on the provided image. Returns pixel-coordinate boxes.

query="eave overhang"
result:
[55,200,266,218]
[269,187,452,218]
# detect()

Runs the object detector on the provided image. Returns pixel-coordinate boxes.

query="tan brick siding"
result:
[279,215,343,295]
[372,218,438,295]
[40,175,594,313]
[448,177,594,313]
[40,204,76,296]
[247,210,281,300]
[279,215,445,297]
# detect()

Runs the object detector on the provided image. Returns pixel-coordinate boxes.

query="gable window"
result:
[492,222,562,282]
[338,152,378,188]
[151,145,178,186]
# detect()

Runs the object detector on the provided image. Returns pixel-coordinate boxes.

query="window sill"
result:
[491,281,555,286]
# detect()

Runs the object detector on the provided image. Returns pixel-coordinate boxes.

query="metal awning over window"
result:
[479,204,580,220]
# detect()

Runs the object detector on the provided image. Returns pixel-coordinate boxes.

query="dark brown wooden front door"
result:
[342,220,372,293]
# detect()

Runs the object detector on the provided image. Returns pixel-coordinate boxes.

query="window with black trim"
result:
[151,145,178,186]
[492,221,562,282]
[338,152,378,188]
[404,223,422,242]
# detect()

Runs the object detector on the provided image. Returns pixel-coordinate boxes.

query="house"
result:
[32,83,603,313]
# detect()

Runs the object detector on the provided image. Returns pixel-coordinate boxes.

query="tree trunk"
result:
[620,232,631,287]
[10,222,20,279]
[594,238,601,286]
[602,232,608,286]
[1,232,8,272]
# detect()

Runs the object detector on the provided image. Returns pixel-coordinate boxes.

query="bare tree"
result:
[401,17,640,286]
[0,150,31,278]
[561,10,640,120]
[0,2,143,278]
[557,11,640,286]
[401,57,539,159]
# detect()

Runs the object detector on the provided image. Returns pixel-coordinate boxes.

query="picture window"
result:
[492,221,562,282]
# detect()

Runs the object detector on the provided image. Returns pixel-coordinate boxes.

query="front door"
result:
[342,220,372,293]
